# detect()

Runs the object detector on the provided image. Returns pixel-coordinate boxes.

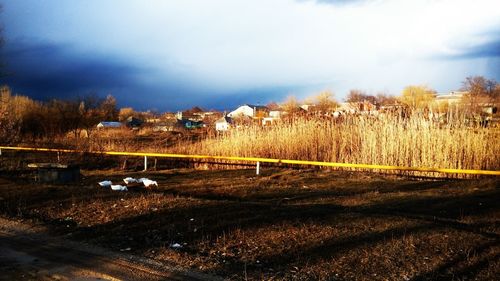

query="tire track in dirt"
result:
[0,217,220,281]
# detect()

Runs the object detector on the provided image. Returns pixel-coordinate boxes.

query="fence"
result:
[0,146,499,176]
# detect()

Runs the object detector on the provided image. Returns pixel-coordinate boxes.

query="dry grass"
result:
[170,114,500,177]
[14,114,499,178]
[0,168,498,280]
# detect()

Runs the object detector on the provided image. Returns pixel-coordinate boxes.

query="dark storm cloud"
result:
[0,40,295,111]
[456,39,500,59]
[0,40,146,99]
[436,31,500,60]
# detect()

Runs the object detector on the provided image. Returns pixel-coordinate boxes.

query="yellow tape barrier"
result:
[1,146,499,176]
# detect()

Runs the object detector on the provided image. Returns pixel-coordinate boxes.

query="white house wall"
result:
[228,105,254,118]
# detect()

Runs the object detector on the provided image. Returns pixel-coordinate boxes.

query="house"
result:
[145,118,161,123]
[262,117,278,126]
[178,119,204,129]
[177,106,206,121]
[152,120,182,132]
[163,112,177,120]
[300,104,316,111]
[269,110,284,118]
[96,121,122,129]
[227,104,269,118]
[337,101,377,114]
[337,103,358,114]
[215,116,233,131]
[262,108,284,125]
[125,116,143,128]
[435,91,467,104]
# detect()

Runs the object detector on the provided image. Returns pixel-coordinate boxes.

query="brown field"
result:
[0,165,499,280]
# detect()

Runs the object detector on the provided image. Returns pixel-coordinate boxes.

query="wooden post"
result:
[256,161,260,175]
[144,156,148,171]
[57,152,60,163]
[154,158,157,170]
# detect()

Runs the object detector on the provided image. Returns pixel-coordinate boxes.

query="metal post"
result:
[144,156,148,171]
[256,161,260,175]
[57,152,60,162]
[0,148,2,156]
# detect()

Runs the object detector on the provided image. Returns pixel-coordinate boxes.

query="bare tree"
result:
[281,95,301,115]
[0,87,20,143]
[100,94,119,121]
[461,76,499,114]
[313,90,338,115]
[119,107,136,121]
[375,92,398,106]
[347,89,377,105]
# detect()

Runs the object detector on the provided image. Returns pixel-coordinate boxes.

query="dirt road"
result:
[0,218,218,281]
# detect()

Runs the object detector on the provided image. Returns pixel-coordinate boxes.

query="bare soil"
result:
[0,218,214,281]
[0,167,498,280]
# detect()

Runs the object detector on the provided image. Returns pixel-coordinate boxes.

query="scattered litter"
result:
[120,248,131,252]
[170,243,183,249]
[142,179,158,188]
[98,181,112,187]
[137,178,147,183]
[123,177,137,184]
[111,185,128,191]
[190,218,195,221]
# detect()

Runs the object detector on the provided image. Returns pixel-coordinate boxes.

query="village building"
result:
[435,91,467,105]
[262,117,277,126]
[300,104,316,111]
[96,121,122,129]
[337,101,377,115]
[178,119,204,129]
[269,110,284,119]
[227,104,269,118]
[125,116,144,128]
[145,117,161,123]
[152,119,183,132]
[177,106,205,121]
[215,116,233,131]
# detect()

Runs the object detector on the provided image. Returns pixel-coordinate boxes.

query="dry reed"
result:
[63,114,500,177]
[171,114,500,176]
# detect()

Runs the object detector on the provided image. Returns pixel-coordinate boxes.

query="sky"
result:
[1,0,499,111]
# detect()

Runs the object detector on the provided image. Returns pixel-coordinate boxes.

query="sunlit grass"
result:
[171,114,499,176]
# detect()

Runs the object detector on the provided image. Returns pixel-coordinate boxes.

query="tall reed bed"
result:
[172,114,500,175]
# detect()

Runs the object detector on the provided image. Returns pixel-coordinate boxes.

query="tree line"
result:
[1,76,498,144]
[278,75,499,115]
[0,87,118,143]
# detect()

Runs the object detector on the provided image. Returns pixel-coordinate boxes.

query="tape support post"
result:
[0,146,499,176]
